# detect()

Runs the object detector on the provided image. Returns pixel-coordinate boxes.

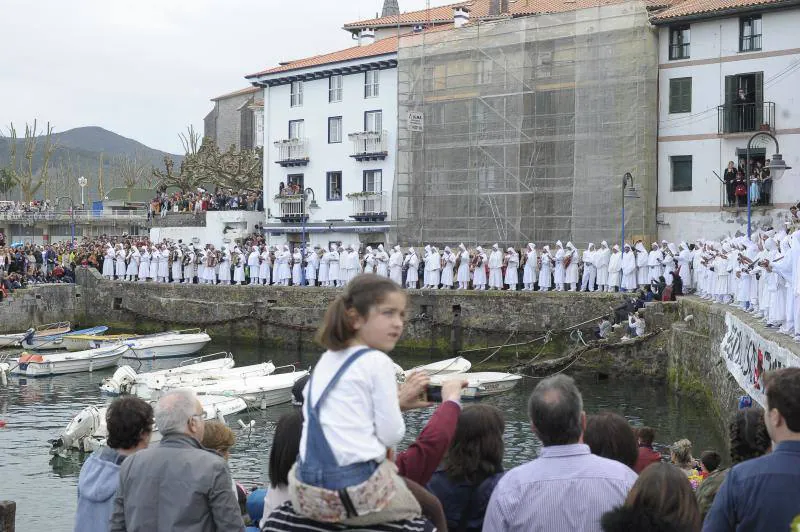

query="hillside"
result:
[0,126,183,202]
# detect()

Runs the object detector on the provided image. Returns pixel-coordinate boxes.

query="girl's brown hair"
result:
[622,462,702,531]
[201,420,236,457]
[316,273,405,350]
[443,404,505,483]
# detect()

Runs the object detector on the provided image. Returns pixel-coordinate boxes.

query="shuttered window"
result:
[669,77,692,114]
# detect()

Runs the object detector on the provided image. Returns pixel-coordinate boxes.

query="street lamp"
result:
[300,187,319,285]
[56,196,75,250]
[621,172,640,246]
[746,132,791,237]
[78,176,87,210]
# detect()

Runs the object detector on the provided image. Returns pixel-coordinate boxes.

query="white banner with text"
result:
[719,312,800,407]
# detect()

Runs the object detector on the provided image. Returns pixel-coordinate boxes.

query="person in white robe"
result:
[156,245,168,283]
[247,246,261,285]
[389,245,403,286]
[662,243,678,286]
[789,229,800,341]
[488,244,503,290]
[291,247,303,286]
[504,247,519,291]
[456,244,471,290]
[171,245,183,284]
[204,246,218,285]
[422,245,432,288]
[523,243,537,291]
[440,246,455,289]
[429,247,441,289]
[137,246,150,282]
[115,244,127,280]
[580,243,596,292]
[538,246,553,291]
[218,246,232,285]
[607,245,622,292]
[647,243,664,286]
[338,246,351,286]
[183,247,196,284]
[375,245,389,278]
[595,241,610,292]
[259,246,272,286]
[553,241,566,291]
[328,244,341,287]
[774,234,795,335]
[305,247,320,286]
[472,246,488,290]
[621,244,638,292]
[677,242,693,292]
[565,242,579,291]
[231,247,245,285]
[125,245,138,282]
[102,244,115,279]
[346,244,360,283]
[149,246,160,281]
[278,245,292,286]
[363,247,376,274]
[405,247,419,289]
[318,247,330,287]
[713,244,732,304]
[635,242,649,288]
[197,246,208,284]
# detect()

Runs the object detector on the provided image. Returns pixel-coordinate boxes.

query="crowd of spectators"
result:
[0,200,55,219]
[723,159,774,208]
[148,188,263,219]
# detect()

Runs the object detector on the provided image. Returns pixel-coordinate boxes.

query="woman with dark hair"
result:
[584,412,639,470]
[601,462,702,531]
[427,404,505,531]
[260,409,303,528]
[695,407,771,519]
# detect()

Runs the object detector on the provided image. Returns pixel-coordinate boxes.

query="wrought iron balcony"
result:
[348,191,387,222]
[273,138,309,167]
[718,102,775,135]
[348,130,388,161]
[272,194,308,222]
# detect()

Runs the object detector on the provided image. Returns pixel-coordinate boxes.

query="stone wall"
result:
[0,284,81,333]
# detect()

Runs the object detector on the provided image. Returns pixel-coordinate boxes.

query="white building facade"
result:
[246,36,398,251]
[653,1,800,242]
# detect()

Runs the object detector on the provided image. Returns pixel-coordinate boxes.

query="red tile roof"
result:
[650,0,796,22]
[245,36,399,78]
[211,86,259,101]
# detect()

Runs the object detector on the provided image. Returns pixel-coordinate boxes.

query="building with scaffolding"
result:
[393,1,658,247]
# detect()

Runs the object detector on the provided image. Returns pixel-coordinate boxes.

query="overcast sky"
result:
[0,0,441,154]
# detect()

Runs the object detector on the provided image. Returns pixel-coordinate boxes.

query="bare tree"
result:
[152,125,207,193]
[0,168,18,200]
[193,139,263,192]
[115,153,151,200]
[7,120,57,202]
[96,152,105,200]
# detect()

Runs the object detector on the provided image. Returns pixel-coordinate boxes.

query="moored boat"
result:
[9,344,130,377]
[23,325,108,351]
[120,329,212,359]
[101,352,236,395]
[0,328,34,349]
[50,394,248,454]
[185,366,309,409]
[63,333,139,352]
[404,356,472,377]
[429,371,522,399]
[133,361,277,398]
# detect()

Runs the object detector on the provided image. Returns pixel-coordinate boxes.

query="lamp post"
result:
[78,176,87,210]
[300,187,319,285]
[621,172,640,246]
[56,196,75,250]
[746,132,791,237]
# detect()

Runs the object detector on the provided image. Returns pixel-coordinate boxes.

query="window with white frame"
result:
[327,172,342,201]
[363,169,382,192]
[328,116,342,143]
[288,119,304,139]
[329,75,343,102]
[365,70,380,98]
[290,81,303,107]
[364,110,382,133]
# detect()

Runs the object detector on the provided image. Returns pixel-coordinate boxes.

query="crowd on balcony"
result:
[0,200,55,218]
[723,159,773,208]
[276,181,303,198]
[148,188,263,218]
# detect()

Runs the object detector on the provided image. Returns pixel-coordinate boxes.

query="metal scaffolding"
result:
[394,1,658,247]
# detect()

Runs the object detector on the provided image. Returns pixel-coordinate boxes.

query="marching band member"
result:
[456,243,471,290]
[488,244,503,290]
[440,246,455,289]
[157,244,170,283]
[595,241,610,292]
[648,243,663,285]
[124,244,137,282]
[375,244,389,278]
[389,245,403,286]
[607,245,622,293]
[538,245,553,292]
[523,243,537,291]
[363,246,375,274]
[565,242,579,292]
[115,244,126,281]
[305,246,320,286]
[137,246,150,283]
[218,245,232,285]
[259,245,272,286]
[504,247,519,291]
[635,241,649,289]
[278,244,292,286]
[232,246,246,285]
[328,244,340,287]
[102,244,115,280]
[171,244,183,284]
[553,241,566,292]
[291,246,303,286]
[621,243,637,292]
[183,246,197,284]
[472,246,488,291]
[429,246,441,289]
[580,243,596,292]
[405,247,419,289]
[318,246,331,287]
[247,245,261,285]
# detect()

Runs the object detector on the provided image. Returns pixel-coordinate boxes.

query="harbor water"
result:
[0,340,727,532]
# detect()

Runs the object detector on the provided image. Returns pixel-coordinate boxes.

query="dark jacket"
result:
[601,505,693,532]
[703,441,800,531]
[110,433,244,532]
[427,470,504,532]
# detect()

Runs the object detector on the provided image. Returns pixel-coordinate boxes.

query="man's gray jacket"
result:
[110,433,244,532]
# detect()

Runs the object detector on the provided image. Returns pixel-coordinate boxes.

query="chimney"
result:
[453,7,470,28]
[488,0,509,16]
[359,28,376,46]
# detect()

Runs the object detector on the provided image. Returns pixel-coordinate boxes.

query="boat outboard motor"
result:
[51,405,106,454]
[100,365,138,395]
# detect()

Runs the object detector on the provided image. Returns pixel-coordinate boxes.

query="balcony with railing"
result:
[348,191,388,222]
[273,138,309,167]
[718,102,775,135]
[348,130,388,161]
[272,194,308,222]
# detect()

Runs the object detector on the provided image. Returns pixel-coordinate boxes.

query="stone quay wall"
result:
[0,284,80,333]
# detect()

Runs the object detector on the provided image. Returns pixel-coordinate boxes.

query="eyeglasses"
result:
[189,413,205,423]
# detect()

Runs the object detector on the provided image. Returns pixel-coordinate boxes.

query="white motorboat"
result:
[186,367,309,409]
[50,394,248,454]
[429,371,522,399]
[120,330,212,359]
[9,344,130,378]
[0,328,34,349]
[404,356,472,377]
[100,352,237,395]
[136,361,276,394]
[63,333,139,352]
[23,325,108,351]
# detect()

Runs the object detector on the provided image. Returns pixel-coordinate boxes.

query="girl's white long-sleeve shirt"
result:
[299,345,405,467]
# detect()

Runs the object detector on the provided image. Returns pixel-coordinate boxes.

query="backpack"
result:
[735,183,747,197]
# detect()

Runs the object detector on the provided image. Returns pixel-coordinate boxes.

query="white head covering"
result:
[459,243,466,251]
[543,245,550,253]
[408,247,415,254]
[444,246,451,253]
[476,246,484,253]
[566,241,574,250]
[393,245,400,252]
[378,244,384,251]
[366,246,373,253]
[331,243,337,251]
[527,243,535,251]
[588,243,595,251]
[492,243,499,250]
[601,241,608,248]
[613,245,620,252]
[507,247,514,253]
[556,240,563,248]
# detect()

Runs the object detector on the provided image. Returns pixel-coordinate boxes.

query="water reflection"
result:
[0,340,727,532]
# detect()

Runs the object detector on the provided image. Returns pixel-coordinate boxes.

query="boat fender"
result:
[0,420,6,428]
[19,353,45,364]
